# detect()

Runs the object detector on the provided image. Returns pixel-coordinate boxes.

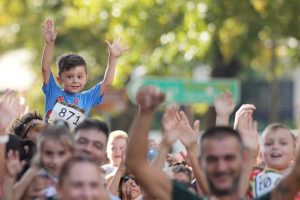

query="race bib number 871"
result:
[49,102,85,130]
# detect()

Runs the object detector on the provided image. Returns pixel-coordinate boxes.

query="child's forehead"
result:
[60,65,87,75]
[263,128,293,140]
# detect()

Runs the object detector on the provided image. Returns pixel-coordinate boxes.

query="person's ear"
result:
[57,76,62,85]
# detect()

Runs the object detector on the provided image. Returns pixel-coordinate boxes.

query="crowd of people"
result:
[0,19,300,200]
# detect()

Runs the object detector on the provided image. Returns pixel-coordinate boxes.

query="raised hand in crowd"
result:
[153,105,180,169]
[176,111,209,194]
[101,35,129,96]
[5,150,26,179]
[106,35,129,58]
[0,90,23,134]
[233,104,256,129]
[41,18,57,85]
[126,86,171,200]
[214,91,236,126]
[43,18,57,45]
[235,109,259,197]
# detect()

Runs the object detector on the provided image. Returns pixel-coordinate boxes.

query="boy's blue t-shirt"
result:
[42,72,104,119]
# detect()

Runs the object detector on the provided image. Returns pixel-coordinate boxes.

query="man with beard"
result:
[126,86,300,200]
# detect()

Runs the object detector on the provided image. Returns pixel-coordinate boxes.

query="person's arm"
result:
[233,104,256,129]
[107,152,126,196]
[100,36,129,96]
[3,150,26,200]
[125,86,172,200]
[153,105,180,169]
[13,167,40,200]
[176,111,209,194]
[214,91,236,126]
[235,111,259,197]
[41,19,57,85]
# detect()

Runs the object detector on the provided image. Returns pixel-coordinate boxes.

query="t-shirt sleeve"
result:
[42,72,60,96]
[172,181,202,200]
[83,83,104,106]
[42,72,62,114]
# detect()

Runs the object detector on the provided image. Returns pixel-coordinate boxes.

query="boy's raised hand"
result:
[106,35,129,58]
[43,19,57,45]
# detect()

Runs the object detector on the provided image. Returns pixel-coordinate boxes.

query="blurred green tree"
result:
[0,0,299,129]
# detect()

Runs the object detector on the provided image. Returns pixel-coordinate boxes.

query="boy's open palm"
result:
[106,35,129,57]
[43,19,57,44]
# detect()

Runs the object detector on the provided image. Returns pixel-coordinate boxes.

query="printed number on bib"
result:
[49,102,85,130]
[254,171,282,197]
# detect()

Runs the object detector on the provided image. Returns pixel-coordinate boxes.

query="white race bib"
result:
[49,102,85,130]
[254,171,282,197]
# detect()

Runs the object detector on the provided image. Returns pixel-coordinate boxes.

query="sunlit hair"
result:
[11,111,43,138]
[32,124,75,168]
[106,130,128,155]
[261,123,296,148]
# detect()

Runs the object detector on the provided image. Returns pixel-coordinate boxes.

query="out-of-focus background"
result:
[0,0,299,133]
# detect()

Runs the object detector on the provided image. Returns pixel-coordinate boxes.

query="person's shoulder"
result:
[172,180,203,200]
[254,192,271,200]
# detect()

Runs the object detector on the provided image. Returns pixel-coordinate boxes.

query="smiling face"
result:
[75,129,108,166]
[108,137,127,167]
[261,128,295,171]
[201,136,244,196]
[57,65,87,93]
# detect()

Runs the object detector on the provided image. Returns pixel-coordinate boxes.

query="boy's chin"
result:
[64,89,82,93]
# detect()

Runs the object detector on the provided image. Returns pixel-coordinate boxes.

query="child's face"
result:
[260,128,295,171]
[42,139,72,177]
[58,66,87,93]
[108,137,127,166]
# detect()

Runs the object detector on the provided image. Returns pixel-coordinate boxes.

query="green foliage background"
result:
[0,0,299,129]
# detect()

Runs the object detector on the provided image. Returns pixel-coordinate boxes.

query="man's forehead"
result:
[202,136,242,155]
[76,129,107,142]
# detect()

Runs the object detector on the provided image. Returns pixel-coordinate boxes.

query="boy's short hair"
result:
[57,53,87,76]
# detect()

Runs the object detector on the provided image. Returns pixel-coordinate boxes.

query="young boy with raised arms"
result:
[41,19,128,128]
